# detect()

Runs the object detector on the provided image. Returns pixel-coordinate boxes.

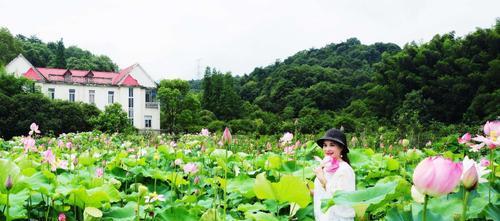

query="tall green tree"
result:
[202,67,243,120]
[0,28,21,65]
[48,39,66,68]
[158,79,189,132]
[158,79,203,133]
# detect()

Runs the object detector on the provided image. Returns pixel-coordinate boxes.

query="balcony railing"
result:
[145,102,159,109]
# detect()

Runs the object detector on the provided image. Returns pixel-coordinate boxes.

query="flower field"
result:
[0,123,498,221]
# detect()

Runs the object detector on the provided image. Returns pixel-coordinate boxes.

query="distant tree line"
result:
[166,20,499,142]
[0,27,118,71]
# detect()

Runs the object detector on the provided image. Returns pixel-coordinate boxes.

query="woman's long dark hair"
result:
[334,141,350,165]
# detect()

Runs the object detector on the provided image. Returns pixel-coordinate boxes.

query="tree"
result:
[0,28,21,65]
[202,67,243,120]
[90,103,133,133]
[48,39,66,68]
[158,79,202,133]
[19,40,52,67]
[0,66,34,96]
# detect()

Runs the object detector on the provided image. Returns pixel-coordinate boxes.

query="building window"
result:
[89,90,95,104]
[48,88,55,99]
[145,115,152,128]
[69,89,75,102]
[128,98,134,107]
[128,109,134,125]
[108,91,114,104]
[128,88,134,124]
[145,89,157,102]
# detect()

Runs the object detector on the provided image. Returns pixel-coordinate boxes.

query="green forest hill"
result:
[0,20,499,143]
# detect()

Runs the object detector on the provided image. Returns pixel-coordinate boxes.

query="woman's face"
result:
[322,140,342,160]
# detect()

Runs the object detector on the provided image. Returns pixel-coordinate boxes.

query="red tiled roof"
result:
[112,64,136,84]
[121,75,140,86]
[23,67,140,87]
[24,68,43,81]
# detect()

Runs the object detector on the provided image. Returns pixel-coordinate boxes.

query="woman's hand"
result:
[314,166,327,190]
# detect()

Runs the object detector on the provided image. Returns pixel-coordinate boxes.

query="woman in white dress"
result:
[313,128,356,221]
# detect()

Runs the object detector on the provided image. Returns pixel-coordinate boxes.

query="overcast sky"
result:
[1,0,498,80]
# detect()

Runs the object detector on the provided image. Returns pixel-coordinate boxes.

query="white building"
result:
[5,54,160,130]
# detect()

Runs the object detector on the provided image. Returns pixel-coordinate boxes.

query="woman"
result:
[313,128,356,221]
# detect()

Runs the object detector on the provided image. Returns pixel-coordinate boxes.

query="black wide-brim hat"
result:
[316,128,348,152]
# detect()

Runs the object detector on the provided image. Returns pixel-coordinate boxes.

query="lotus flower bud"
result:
[138,185,148,196]
[462,164,479,191]
[222,127,232,145]
[5,175,13,191]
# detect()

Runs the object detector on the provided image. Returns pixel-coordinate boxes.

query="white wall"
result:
[5,55,33,77]
[127,65,157,88]
[39,83,160,130]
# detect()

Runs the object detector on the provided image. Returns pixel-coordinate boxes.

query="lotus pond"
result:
[0,123,498,221]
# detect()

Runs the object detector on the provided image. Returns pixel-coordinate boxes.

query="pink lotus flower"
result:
[194,176,200,184]
[183,163,199,175]
[51,160,68,171]
[484,121,500,137]
[458,133,471,144]
[283,145,295,155]
[314,156,340,174]
[22,136,36,152]
[144,192,165,203]
[66,142,72,149]
[472,135,498,150]
[95,167,104,178]
[279,132,293,145]
[294,140,301,149]
[469,121,500,151]
[480,158,490,167]
[222,127,232,145]
[42,149,55,164]
[29,122,40,135]
[58,213,66,221]
[412,156,462,197]
[58,140,64,148]
[72,155,78,166]
[323,156,340,173]
[200,128,210,136]
[170,141,177,147]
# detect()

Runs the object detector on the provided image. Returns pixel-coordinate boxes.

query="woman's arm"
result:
[314,167,327,190]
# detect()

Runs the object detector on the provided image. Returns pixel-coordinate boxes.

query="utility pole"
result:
[196,58,202,80]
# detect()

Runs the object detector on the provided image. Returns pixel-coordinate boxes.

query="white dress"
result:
[314,161,356,221]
